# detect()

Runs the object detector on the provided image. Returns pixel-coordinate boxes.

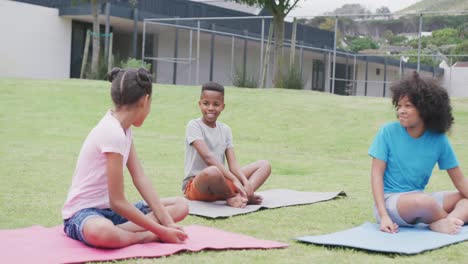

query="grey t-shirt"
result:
[182,118,234,191]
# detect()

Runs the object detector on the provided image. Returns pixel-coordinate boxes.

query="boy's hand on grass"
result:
[380,215,399,234]
[159,226,188,244]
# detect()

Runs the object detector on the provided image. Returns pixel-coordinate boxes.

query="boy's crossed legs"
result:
[397,191,468,234]
[185,160,271,208]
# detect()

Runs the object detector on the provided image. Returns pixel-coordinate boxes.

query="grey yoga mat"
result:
[188,189,346,218]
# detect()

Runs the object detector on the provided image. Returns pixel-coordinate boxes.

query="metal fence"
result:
[141,11,468,97]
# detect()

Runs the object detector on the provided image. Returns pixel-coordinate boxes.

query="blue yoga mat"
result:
[296,222,468,254]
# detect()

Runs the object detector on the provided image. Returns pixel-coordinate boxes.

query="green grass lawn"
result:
[1,78,468,263]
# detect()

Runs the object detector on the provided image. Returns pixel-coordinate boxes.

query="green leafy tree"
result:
[430,28,461,46]
[231,0,301,87]
[325,3,371,18]
[406,49,439,66]
[408,36,428,49]
[318,17,335,31]
[452,41,468,62]
[349,37,379,52]
[383,30,393,42]
[388,35,407,45]
[375,6,391,15]
[457,22,468,39]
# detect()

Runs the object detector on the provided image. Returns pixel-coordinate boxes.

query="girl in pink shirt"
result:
[62,68,188,248]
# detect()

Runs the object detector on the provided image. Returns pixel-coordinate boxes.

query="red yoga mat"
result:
[0,225,287,263]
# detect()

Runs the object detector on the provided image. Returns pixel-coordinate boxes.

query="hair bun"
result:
[136,67,152,87]
[107,67,122,82]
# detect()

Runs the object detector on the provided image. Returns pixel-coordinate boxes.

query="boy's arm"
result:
[106,151,186,243]
[225,148,253,195]
[371,158,398,233]
[191,139,246,196]
[447,166,468,198]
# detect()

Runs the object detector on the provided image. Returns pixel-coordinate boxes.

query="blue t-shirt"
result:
[368,122,459,193]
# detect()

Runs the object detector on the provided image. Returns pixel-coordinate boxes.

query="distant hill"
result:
[399,0,468,13]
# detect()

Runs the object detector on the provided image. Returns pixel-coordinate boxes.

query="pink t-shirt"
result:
[62,111,132,219]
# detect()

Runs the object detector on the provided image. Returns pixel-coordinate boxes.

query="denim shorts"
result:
[374,191,445,227]
[63,201,151,245]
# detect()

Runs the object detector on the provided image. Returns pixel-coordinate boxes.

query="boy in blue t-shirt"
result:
[369,72,468,235]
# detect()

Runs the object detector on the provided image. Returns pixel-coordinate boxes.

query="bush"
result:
[349,37,379,52]
[388,35,407,45]
[278,65,305,90]
[83,53,110,80]
[232,67,258,88]
[451,41,468,63]
[119,57,151,71]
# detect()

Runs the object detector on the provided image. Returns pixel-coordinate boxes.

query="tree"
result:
[383,30,393,43]
[430,28,461,46]
[388,35,407,45]
[231,0,301,87]
[348,37,379,52]
[76,0,137,78]
[406,49,439,66]
[457,21,468,39]
[452,41,468,62]
[90,0,100,76]
[73,0,101,77]
[375,6,391,15]
[318,17,335,31]
[326,3,371,19]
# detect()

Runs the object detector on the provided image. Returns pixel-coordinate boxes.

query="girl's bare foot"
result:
[139,231,160,243]
[248,194,263,205]
[226,194,247,208]
[429,217,464,235]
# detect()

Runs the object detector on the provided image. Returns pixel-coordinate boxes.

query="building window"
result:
[376,68,381,75]
[312,60,325,91]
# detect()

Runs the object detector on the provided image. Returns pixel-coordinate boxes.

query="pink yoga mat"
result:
[0,225,287,263]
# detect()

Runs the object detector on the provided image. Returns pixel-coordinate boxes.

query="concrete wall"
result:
[0,1,72,79]
[440,61,468,97]
[351,60,436,98]
[354,61,400,97]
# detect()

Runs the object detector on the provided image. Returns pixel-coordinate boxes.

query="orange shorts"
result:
[184,177,238,202]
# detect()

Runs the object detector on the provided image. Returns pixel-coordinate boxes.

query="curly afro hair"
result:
[390,71,453,134]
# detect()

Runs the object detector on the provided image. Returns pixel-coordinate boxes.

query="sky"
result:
[287,0,422,17]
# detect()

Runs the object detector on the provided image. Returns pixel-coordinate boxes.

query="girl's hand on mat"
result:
[167,223,185,232]
[380,215,399,234]
[160,226,188,244]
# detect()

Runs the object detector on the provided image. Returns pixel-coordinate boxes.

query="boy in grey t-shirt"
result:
[182,82,271,208]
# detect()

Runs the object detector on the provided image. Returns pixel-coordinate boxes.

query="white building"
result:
[0,0,442,97]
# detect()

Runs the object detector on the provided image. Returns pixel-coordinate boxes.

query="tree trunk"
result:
[273,14,285,88]
[91,0,100,76]
[104,0,110,62]
[290,17,297,69]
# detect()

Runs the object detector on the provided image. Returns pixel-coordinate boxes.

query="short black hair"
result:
[107,67,152,108]
[391,71,453,134]
[202,82,224,94]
